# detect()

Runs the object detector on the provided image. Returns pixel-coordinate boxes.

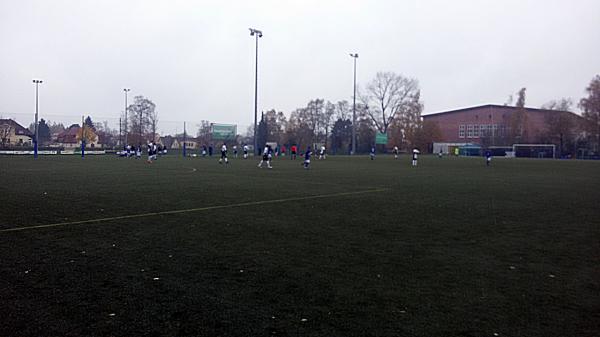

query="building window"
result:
[467,124,474,138]
[459,125,465,138]
[480,125,487,137]
[473,125,480,138]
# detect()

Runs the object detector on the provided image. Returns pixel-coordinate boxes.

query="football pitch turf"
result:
[0,154,598,336]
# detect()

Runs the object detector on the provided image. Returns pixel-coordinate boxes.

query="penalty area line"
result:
[0,188,388,233]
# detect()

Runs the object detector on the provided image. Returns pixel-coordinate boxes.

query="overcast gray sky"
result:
[1,0,599,134]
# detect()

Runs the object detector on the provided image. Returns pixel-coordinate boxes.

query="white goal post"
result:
[512,144,556,159]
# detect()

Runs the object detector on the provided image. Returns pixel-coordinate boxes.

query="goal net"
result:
[512,144,556,159]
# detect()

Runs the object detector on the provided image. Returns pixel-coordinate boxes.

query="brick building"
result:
[422,104,584,147]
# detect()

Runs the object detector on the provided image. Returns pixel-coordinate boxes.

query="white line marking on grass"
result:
[0,188,388,233]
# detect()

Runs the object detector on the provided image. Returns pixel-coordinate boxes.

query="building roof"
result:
[422,104,583,119]
[0,119,34,137]
[56,124,80,143]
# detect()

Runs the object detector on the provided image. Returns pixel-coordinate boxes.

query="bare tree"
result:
[306,99,324,144]
[541,99,576,156]
[509,88,529,142]
[360,72,420,134]
[579,75,600,151]
[128,96,156,145]
[321,101,336,147]
[148,108,159,142]
[335,100,350,122]
[0,122,12,147]
[196,120,211,146]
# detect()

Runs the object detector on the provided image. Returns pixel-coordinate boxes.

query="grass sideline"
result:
[0,154,599,336]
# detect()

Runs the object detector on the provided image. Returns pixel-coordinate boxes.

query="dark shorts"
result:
[263,154,269,160]
[221,151,227,158]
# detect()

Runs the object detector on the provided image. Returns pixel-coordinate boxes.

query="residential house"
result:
[0,119,34,147]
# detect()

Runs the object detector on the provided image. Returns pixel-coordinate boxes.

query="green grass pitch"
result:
[0,154,598,336]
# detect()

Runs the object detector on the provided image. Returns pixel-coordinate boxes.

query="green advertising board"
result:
[375,132,388,144]
[211,124,237,140]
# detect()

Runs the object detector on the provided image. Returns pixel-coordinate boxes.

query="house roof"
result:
[422,104,583,119]
[0,119,34,137]
[56,124,80,143]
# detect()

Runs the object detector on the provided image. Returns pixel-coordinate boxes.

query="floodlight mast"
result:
[249,28,262,155]
[349,53,358,155]
[123,88,130,147]
[32,79,43,159]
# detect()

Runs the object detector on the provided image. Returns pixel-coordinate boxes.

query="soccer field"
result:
[0,154,598,336]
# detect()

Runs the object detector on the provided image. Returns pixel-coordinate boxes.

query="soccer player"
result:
[370,146,376,160]
[485,150,492,166]
[412,148,419,166]
[233,145,238,158]
[291,144,297,160]
[257,145,272,169]
[147,142,154,163]
[219,143,229,164]
[319,145,326,160]
[438,149,443,158]
[152,142,158,160]
[243,144,249,159]
[135,145,141,159]
[126,144,131,158]
[202,145,207,157]
[393,146,399,159]
[303,146,312,169]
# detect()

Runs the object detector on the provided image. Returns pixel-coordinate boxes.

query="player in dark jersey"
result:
[303,146,312,169]
[485,150,492,166]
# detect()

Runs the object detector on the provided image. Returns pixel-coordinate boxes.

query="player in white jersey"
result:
[219,143,229,164]
[412,148,419,166]
[147,142,154,163]
[393,146,399,159]
[257,145,272,169]
[243,144,249,159]
[319,145,326,159]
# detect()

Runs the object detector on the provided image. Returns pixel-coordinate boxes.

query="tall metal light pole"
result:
[249,27,263,155]
[123,88,130,147]
[32,79,43,158]
[349,53,358,155]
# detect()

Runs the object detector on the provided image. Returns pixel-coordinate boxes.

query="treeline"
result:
[238,71,442,154]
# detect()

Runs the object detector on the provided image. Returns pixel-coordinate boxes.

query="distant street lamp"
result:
[123,88,130,146]
[249,27,263,155]
[32,79,43,158]
[349,53,358,154]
